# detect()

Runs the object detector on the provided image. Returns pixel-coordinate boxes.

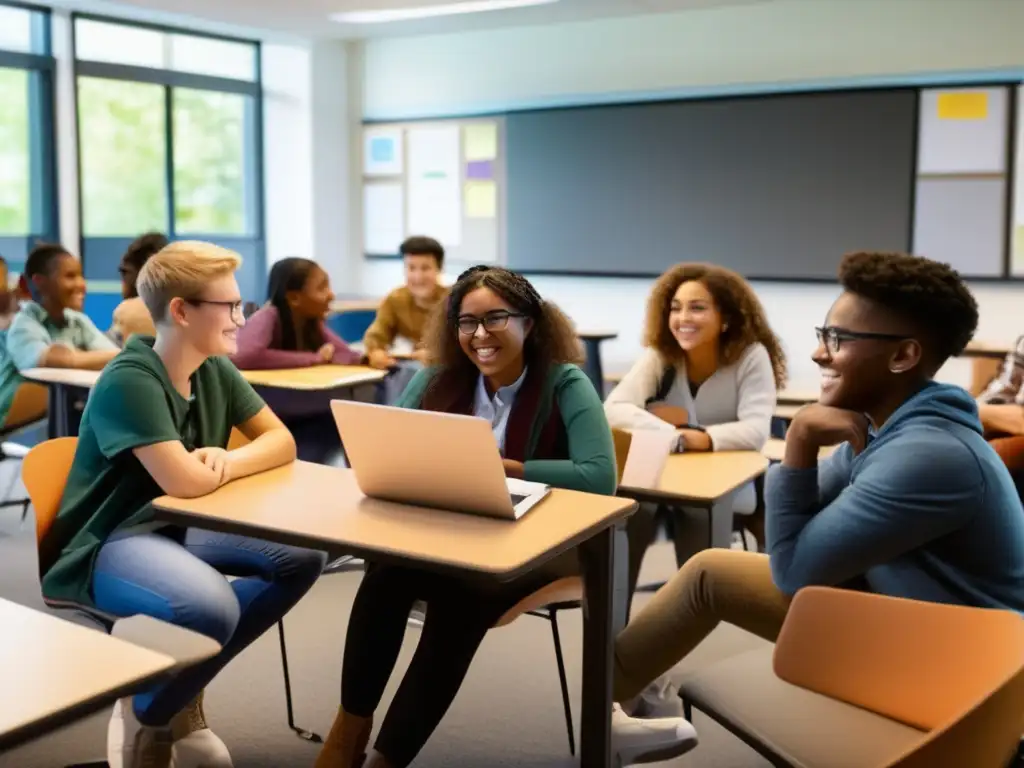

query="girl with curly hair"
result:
[316,265,692,768]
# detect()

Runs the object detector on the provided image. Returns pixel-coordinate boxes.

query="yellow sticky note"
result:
[464,123,498,161]
[937,91,988,120]
[465,181,496,218]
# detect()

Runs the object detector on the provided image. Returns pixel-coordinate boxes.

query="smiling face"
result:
[668,279,724,354]
[456,286,533,386]
[34,253,86,312]
[288,264,334,321]
[172,273,245,358]
[813,291,922,413]
[404,254,441,302]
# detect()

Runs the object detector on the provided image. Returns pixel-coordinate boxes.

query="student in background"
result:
[0,255,18,331]
[975,336,1024,474]
[315,265,693,768]
[613,252,1024,736]
[109,232,167,345]
[231,257,362,464]
[41,242,325,768]
[605,263,785,595]
[0,243,118,430]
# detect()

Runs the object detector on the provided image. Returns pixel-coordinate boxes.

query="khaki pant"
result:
[613,549,791,702]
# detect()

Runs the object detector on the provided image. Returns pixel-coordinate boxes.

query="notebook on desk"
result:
[330,400,550,520]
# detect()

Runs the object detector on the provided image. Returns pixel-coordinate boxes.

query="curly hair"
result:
[420,265,582,411]
[643,263,787,388]
[838,251,978,362]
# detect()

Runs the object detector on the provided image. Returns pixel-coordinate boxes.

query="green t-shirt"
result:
[40,336,265,607]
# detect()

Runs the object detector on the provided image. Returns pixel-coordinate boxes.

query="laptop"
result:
[330,400,551,520]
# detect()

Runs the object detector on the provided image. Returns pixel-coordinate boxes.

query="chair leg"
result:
[548,610,575,756]
[64,761,109,767]
[277,619,322,743]
[20,499,29,524]
[682,697,692,721]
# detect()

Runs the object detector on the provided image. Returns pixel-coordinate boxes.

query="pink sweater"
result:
[230,305,361,370]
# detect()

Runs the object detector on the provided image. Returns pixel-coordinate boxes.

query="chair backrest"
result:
[774,587,1024,766]
[3,382,48,432]
[22,437,78,551]
[611,428,632,484]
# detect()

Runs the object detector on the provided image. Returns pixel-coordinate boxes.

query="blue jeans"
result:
[92,528,326,725]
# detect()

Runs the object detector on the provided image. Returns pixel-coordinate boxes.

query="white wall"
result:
[356,0,1024,390]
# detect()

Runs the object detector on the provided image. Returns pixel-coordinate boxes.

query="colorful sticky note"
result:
[466,160,494,180]
[370,136,395,163]
[464,123,498,161]
[464,181,497,219]
[937,91,988,120]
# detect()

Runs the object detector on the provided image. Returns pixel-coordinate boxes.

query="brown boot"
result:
[170,690,233,767]
[127,725,173,768]
[314,708,372,768]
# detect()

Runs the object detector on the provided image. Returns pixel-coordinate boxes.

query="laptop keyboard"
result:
[509,493,528,507]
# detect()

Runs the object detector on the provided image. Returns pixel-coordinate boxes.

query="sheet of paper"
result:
[407,125,462,247]
[363,183,405,255]
[619,429,677,490]
[464,123,498,161]
[937,91,988,120]
[364,127,403,176]
[464,181,497,218]
[466,159,494,180]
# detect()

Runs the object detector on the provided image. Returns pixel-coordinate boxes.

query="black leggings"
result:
[341,560,571,766]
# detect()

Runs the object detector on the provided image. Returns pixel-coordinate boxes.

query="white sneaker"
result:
[408,600,426,628]
[108,698,176,768]
[611,702,698,766]
[631,677,685,719]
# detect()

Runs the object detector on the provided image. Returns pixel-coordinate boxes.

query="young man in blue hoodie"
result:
[612,251,1024,719]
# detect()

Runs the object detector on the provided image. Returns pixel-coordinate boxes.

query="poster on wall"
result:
[364,183,405,255]
[364,127,403,176]
[406,125,462,247]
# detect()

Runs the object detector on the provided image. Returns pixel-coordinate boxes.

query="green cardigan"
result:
[397,363,617,496]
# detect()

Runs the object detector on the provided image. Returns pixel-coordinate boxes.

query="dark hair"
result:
[644,263,787,388]
[839,251,978,364]
[400,236,444,268]
[267,257,325,352]
[122,232,169,272]
[420,265,581,411]
[25,243,71,280]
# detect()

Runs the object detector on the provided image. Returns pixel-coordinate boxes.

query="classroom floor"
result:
[0,462,772,768]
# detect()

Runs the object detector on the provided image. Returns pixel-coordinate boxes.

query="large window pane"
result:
[78,77,167,236]
[173,88,249,235]
[74,18,165,69]
[170,35,256,81]
[0,6,34,54]
[0,67,29,235]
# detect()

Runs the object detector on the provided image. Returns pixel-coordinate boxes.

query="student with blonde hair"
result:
[40,241,325,768]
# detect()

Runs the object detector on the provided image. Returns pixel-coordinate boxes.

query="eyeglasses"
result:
[815,326,909,355]
[457,310,525,336]
[186,299,245,325]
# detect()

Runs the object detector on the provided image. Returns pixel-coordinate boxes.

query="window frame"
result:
[0,0,58,264]
[71,12,265,252]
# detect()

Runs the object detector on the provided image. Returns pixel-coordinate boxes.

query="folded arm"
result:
[704,345,775,451]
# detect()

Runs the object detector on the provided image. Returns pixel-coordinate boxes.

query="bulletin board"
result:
[361,118,503,265]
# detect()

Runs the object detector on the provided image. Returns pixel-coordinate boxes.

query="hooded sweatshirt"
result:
[766,381,1024,613]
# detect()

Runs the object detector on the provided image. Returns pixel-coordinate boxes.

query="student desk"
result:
[962,340,1011,361]
[22,365,387,438]
[151,460,637,768]
[618,451,770,551]
[329,298,382,314]
[762,438,838,463]
[773,403,804,423]
[0,599,219,753]
[578,330,618,394]
[775,389,819,406]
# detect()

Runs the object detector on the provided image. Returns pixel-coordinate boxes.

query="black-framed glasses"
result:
[815,326,909,355]
[186,299,245,324]
[457,310,526,336]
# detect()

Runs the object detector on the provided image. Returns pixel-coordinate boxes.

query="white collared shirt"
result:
[473,367,528,456]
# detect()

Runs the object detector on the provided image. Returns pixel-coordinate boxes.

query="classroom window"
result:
[77,77,168,236]
[0,3,56,256]
[172,88,252,235]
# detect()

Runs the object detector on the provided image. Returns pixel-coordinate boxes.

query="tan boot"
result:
[127,725,174,768]
[314,708,372,768]
[169,691,233,768]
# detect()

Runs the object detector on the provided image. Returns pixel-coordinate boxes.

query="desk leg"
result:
[579,524,621,768]
[46,383,69,439]
[581,339,605,395]
[704,494,737,551]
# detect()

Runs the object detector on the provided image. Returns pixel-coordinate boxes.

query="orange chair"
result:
[680,587,1024,767]
[23,437,323,747]
[0,381,48,523]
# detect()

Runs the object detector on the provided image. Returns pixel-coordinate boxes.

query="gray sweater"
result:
[604,344,776,451]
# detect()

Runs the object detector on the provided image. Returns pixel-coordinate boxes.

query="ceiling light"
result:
[331,0,559,24]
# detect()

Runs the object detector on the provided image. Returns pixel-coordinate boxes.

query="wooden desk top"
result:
[240,365,386,391]
[962,341,1011,360]
[153,461,636,581]
[0,599,177,751]
[22,368,101,388]
[330,299,381,313]
[618,450,769,505]
[762,438,838,463]
[776,388,819,405]
[774,403,803,421]
[578,330,618,341]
